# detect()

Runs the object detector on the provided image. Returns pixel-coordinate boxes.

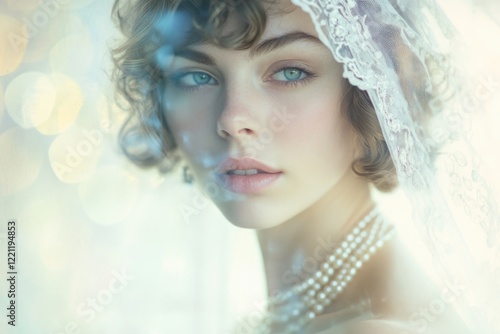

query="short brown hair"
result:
[111,0,397,190]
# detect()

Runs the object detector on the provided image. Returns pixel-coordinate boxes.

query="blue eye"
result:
[284,68,305,81]
[273,68,308,82]
[172,71,217,88]
[191,72,214,85]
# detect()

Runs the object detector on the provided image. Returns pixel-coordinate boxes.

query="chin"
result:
[215,201,289,230]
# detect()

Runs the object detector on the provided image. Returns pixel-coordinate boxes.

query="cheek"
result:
[279,92,354,155]
[164,93,221,158]
[275,94,356,181]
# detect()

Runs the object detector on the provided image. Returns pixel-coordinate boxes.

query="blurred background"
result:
[0,0,499,333]
[0,1,266,333]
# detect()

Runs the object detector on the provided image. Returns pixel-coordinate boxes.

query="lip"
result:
[215,157,282,194]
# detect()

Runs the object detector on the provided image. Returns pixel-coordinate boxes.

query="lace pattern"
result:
[291,0,500,331]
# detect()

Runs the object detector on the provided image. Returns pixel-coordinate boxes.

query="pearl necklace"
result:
[255,208,395,333]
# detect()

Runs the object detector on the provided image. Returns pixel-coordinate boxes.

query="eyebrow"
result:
[175,49,216,66]
[174,31,324,65]
[250,31,323,58]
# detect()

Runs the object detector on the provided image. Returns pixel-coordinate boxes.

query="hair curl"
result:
[111,0,398,190]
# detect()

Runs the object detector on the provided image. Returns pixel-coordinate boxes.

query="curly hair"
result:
[111,0,398,191]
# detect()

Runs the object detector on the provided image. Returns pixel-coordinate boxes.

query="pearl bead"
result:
[257,209,394,333]
[314,304,324,313]
[329,291,338,299]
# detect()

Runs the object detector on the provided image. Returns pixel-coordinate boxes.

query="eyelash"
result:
[167,71,218,92]
[167,66,316,92]
[268,65,316,87]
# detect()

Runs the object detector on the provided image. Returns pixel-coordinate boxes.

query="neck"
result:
[256,169,374,297]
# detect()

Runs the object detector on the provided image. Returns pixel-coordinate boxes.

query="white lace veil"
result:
[289,0,500,332]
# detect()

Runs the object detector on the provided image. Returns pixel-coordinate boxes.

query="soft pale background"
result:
[0,0,498,333]
[0,1,266,333]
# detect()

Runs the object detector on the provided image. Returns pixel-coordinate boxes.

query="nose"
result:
[216,82,263,140]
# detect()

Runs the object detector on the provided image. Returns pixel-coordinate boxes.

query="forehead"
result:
[269,6,318,39]
[231,0,319,40]
[156,0,327,65]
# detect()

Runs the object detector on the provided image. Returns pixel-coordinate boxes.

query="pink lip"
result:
[215,157,282,194]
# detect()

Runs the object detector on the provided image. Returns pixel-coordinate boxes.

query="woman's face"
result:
[163,1,358,229]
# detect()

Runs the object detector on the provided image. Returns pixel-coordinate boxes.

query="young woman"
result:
[112,0,499,332]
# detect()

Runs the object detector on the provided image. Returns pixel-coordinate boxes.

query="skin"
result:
[164,4,361,231]
[162,1,470,332]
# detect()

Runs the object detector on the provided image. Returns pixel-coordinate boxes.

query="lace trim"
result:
[291,0,500,331]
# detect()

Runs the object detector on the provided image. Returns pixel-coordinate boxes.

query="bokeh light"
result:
[5,71,56,128]
[0,127,43,195]
[73,89,119,136]
[6,0,41,12]
[0,15,27,76]
[48,125,105,184]
[58,0,98,11]
[78,165,140,226]
[35,73,83,135]
[21,11,67,64]
[49,31,94,76]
